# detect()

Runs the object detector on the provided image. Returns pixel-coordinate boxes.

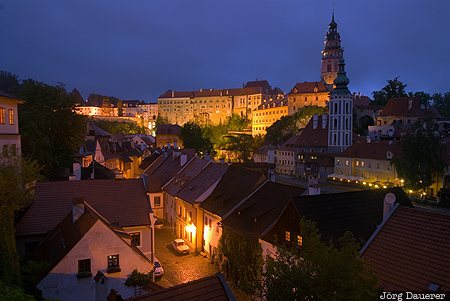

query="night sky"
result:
[1,1,449,102]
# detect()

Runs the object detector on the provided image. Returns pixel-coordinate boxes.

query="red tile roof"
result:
[127,273,236,301]
[379,97,442,118]
[362,206,450,291]
[283,114,329,148]
[16,179,151,236]
[163,157,209,196]
[288,81,330,94]
[337,140,400,161]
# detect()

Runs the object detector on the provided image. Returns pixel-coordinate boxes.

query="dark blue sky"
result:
[1,1,449,102]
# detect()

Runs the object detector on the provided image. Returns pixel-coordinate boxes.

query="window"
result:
[297,235,303,248]
[2,145,8,157]
[0,108,4,124]
[8,109,14,125]
[285,231,291,242]
[107,254,120,273]
[178,206,182,217]
[77,259,91,278]
[189,210,193,222]
[154,196,161,207]
[129,232,141,247]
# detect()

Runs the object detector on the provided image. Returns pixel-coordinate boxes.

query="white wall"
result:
[38,220,152,301]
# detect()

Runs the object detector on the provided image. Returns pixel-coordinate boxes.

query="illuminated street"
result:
[154,225,219,288]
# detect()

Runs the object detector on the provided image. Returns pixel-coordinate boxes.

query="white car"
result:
[171,238,190,255]
[153,260,164,278]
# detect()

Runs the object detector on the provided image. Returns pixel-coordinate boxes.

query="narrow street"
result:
[153,225,219,288]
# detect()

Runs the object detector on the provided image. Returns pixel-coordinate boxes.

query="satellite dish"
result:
[384,192,396,204]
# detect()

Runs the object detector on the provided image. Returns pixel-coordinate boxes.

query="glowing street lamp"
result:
[185,223,196,233]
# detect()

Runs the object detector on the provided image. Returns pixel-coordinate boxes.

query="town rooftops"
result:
[292,188,411,246]
[362,206,450,291]
[283,114,329,148]
[288,81,330,94]
[32,201,151,278]
[379,97,442,118]
[200,165,267,217]
[139,151,161,171]
[337,140,400,161]
[163,157,210,196]
[256,97,287,110]
[16,179,152,237]
[127,273,236,301]
[175,162,229,204]
[222,182,305,240]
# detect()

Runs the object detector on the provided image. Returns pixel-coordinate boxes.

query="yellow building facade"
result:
[252,98,288,136]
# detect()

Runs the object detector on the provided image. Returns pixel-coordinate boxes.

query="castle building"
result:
[327,59,353,152]
[252,98,288,136]
[321,12,344,86]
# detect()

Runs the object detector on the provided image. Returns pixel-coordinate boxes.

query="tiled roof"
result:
[0,90,22,101]
[163,157,210,196]
[337,140,400,161]
[288,81,330,94]
[140,152,161,170]
[200,166,267,217]
[292,188,411,246]
[362,206,450,291]
[379,97,442,118]
[176,162,229,204]
[353,95,371,107]
[32,201,150,278]
[81,160,115,180]
[283,115,328,148]
[256,97,287,110]
[223,182,305,239]
[16,179,151,236]
[128,273,236,301]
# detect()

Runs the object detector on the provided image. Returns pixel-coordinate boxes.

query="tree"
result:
[19,79,87,178]
[371,77,407,106]
[393,126,445,190]
[226,114,251,131]
[117,99,123,117]
[263,219,378,301]
[432,92,450,117]
[408,91,431,106]
[0,281,36,301]
[265,106,326,145]
[69,88,84,104]
[94,120,145,135]
[0,158,40,286]
[181,122,214,155]
[0,70,21,95]
[224,134,261,163]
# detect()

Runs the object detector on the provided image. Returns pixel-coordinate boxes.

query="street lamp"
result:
[185,223,197,253]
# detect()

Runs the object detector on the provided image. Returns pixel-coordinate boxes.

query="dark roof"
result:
[337,140,400,161]
[156,124,182,135]
[288,82,330,94]
[81,160,115,180]
[32,202,150,278]
[0,90,22,101]
[145,151,195,193]
[222,182,305,239]
[283,114,329,148]
[139,152,161,170]
[293,188,412,246]
[362,206,450,291]
[201,166,267,217]
[379,97,442,118]
[176,163,229,204]
[256,97,287,110]
[164,157,210,196]
[128,273,236,301]
[16,179,151,236]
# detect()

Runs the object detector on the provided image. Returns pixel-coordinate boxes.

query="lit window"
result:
[8,109,14,125]
[154,196,161,207]
[285,231,291,242]
[0,108,5,124]
[107,254,120,269]
[297,235,303,247]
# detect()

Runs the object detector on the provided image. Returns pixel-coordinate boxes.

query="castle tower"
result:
[321,12,344,86]
[328,59,352,152]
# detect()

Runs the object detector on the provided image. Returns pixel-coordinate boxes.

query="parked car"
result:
[153,260,164,278]
[171,238,190,255]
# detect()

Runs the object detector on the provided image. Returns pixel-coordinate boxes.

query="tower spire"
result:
[321,9,344,86]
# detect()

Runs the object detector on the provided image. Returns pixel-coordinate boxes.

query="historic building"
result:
[157,80,283,126]
[327,59,353,152]
[287,82,330,114]
[321,12,344,86]
[0,90,22,159]
[252,98,288,136]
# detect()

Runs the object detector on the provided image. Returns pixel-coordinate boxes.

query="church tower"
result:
[321,12,344,86]
[328,58,352,152]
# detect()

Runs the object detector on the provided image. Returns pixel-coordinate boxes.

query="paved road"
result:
[153,226,219,288]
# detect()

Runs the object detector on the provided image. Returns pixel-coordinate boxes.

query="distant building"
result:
[321,12,344,86]
[252,98,288,136]
[287,82,331,114]
[0,90,22,159]
[155,124,183,148]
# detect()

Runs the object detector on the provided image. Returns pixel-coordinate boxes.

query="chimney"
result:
[72,198,85,223]
[383,192,396,220]
[321,114,328,129]
[312,115,319,129]
[180,153,188,166]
